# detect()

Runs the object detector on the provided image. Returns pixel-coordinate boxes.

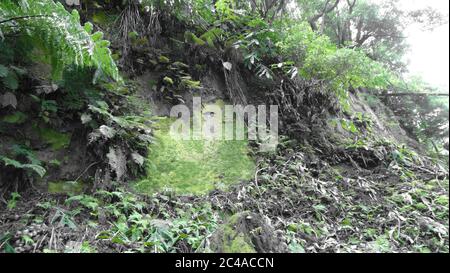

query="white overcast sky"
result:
[398,0,449,92]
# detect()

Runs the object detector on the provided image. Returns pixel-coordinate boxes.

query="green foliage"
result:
[0,64,22,90]
[66,194,100,212]
[184,31,206,46]
[341,119,359,134]
[0,233,15,253]
[215,0,238,20]
[185,5,393,102]
[276,21,391,96]
[59,66,102,111]
[295,0,445,73]
[50,207,78,230]
[66,188,219,253]
[7,192,21,210]
[0,145,46,178]
[0,156,46,178]
[125,0,395,104]
[0,0,120,82]
[215,213,257,253]
[158,55,171,64]
[29,95,59,123]
[86,97,153,150]
[385,76,449,153]
[1,112,28,124]
[200,27,225,47]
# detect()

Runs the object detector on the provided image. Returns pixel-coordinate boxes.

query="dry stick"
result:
[74,161,100,182]
[254,167,266,195]
[48,227,54,251]
[377,93,449,97]
[54,232,58,250]
[347,154,362,171]
[34,233,48,253]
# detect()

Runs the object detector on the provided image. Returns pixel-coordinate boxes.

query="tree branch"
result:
[377,93,449,97]
[309,0,341,31]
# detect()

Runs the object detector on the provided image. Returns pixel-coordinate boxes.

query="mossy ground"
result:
[134,117,255,195]
[34,125,71,150]
[48,181,85,195]
[1,112,27,124]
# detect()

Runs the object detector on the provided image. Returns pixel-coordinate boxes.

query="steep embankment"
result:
[129,51,448,253]
[0,2,448,253]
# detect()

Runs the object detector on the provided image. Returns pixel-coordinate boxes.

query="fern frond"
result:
[0,156,46,178]
[0,0,120,83]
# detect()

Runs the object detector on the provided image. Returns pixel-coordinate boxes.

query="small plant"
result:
[341,119,359,134]
[7,192,20,210]
[30,95,58,123]
[21,235,35,246]
[80,241,96,253]
[50,207,79,230]
[0,233,15,253]
[66,195,100,214]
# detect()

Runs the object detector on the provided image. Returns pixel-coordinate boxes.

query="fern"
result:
[0,144,47,178]
[0,156,46,178]
[0,0,120,83]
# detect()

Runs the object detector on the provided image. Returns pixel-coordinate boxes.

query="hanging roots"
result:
[269,76,339,140]
[114,1,162,63]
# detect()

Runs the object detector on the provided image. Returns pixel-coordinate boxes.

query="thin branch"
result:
[309,0,341,31]
[377,93,449,97]
[0,15,50,25]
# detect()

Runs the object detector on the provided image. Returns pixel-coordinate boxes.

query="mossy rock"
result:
[220,214,257,253]
[209,212,288,253]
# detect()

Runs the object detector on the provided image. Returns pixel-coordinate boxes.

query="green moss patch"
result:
[1,111,28,124]
[35,126,71,150]
[220,214,256,253]
[134,117,255,195]
[208,212,286,253]
[48,181,85,195]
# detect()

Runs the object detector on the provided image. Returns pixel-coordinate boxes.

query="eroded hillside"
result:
[0,0,448,253]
